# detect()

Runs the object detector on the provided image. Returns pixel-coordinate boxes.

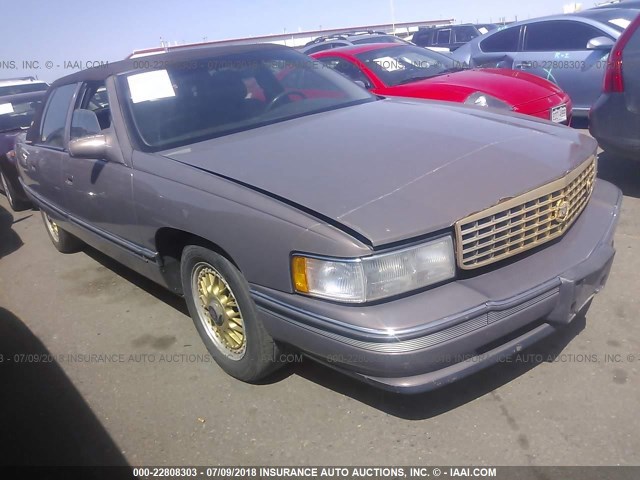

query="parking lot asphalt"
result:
[0,131,639,467]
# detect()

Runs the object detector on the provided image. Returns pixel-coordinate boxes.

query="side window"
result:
[523,21,605,51]
[412,30,433,46]
[71,82,111,140]
[318,57,372,88]
[39,83,77,148]
[436,29,452,45]
[480,26,521,53]
[455,26,479,44]
[411,31,421,45]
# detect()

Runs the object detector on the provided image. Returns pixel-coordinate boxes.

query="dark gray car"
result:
[412,24,498,52]
[0,91,45,211]
[16,44,621,393]
[590,11,640,158]
[452,8,639,116]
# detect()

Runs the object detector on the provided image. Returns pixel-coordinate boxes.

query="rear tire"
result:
[1,170,30,212]
[41,211,83,253]
[181,245,282,382]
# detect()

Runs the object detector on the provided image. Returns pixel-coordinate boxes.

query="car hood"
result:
[386,68,564,106]
[161,97,597,247]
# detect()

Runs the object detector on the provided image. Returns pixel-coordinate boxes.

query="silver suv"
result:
[299,31,409,55]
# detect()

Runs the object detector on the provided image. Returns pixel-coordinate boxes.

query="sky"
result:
[2,0,591,82]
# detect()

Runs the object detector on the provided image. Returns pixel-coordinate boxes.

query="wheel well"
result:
[155,227,238,295]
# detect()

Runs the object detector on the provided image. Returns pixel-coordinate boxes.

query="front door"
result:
[62,81,136,242]
[21,83,78,210]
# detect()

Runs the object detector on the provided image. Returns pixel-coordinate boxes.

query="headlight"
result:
[292,236,456,303]
[465,92,512,110]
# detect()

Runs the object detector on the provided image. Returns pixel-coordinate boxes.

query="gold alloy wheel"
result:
[43,213,60,243]
[192,262,246,360]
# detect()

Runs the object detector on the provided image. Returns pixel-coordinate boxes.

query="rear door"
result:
[19,83,78,210]
[513,20,613,113]
[62,81,136,241]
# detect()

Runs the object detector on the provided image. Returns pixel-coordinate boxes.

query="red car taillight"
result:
[604,13,640,93]
[604,47,624,93]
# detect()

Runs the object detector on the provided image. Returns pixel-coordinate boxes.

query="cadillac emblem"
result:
[554,199,570,222]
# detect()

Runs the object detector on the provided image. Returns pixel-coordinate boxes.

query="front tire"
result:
[181,245,282,382]
[41,211,83,253]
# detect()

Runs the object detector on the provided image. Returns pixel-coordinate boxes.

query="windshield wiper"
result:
[395,66,465,85]
[431,67,466,76]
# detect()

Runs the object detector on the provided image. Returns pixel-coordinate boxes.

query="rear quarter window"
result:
[412,30,433,46]
[480,26,521,52]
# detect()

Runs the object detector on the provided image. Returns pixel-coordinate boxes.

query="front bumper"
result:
[515,93,572,125]
[253,180,622,394]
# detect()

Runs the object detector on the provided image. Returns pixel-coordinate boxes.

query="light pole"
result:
[390,0,396,34]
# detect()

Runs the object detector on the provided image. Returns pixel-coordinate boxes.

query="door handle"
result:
[65,175,73,185]
[516,61,533,69]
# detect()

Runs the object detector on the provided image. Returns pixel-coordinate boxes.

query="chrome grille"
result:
[455,157,596,270]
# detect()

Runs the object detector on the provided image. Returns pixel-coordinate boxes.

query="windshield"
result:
[120,48,374,151]
[0,83,48,96]
[355,45,458,86]
[0,98,43,132]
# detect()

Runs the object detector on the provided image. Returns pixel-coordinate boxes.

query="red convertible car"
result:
[312,43,572,124]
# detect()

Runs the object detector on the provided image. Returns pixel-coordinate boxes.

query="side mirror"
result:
[587,36,615,50]
[69,134,108,159]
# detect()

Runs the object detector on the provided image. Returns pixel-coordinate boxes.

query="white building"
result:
[129,19,454,58]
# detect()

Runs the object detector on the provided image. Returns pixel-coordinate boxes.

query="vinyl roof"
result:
[50,43,289,88]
